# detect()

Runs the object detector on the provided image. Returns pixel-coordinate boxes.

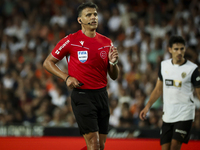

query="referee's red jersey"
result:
[51,30,112,89]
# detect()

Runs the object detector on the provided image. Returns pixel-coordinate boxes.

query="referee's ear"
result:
[78,17,81,24]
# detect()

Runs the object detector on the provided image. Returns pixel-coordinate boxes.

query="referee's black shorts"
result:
[71,87,110,135]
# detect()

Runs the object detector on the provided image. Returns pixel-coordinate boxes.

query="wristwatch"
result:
[109,60,118,66]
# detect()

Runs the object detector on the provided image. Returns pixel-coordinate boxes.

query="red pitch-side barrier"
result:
[0,137,199,150]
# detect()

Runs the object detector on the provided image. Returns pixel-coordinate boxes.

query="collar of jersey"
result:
[171,59,187,67]
[80,30,97,39]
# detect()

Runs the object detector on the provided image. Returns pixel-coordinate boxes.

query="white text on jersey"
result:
[55,40,70,54]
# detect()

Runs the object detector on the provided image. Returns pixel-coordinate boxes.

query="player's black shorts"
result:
[160,120,193,145]
[71,87,110,135]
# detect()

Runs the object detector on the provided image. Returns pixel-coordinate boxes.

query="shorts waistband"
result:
[73,87,107,93]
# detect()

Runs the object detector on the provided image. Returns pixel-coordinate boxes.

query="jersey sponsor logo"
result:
[181,72,186,78]
[174,80,182,87]
[55,40,70,54]
[196,76,200,81]
[165,79,173,86]
[79,41,84,46]
[100,51,107,59]
[78,51,88,63]
[165,79,182,87]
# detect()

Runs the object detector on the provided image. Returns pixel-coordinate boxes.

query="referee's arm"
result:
[108,46,119,80]
[108,64,119,80]
[43,54,69,81]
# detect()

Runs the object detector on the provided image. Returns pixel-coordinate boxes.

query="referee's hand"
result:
[108,46,118,63]
[66,76,81,89]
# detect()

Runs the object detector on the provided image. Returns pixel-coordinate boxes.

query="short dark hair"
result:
[168,35,185,48]
[77,2,98,17]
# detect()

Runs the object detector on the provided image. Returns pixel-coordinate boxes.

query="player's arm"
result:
[139,64,163,121]
[192,67,200,100]
[139,79,163,120]
[195,87,200,100]
[108,46,119,80]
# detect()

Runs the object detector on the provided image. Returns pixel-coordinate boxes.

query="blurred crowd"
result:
[0,0,200,131]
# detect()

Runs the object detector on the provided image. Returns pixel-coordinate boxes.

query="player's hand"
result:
[139,107,149,121]
[66,76,81,89]
[108,46,118,64]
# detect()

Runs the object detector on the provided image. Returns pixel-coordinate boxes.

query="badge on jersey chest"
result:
[78,51,88,63]
[181,72,186,78]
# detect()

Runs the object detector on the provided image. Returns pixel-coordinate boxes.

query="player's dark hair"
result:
[77,2,98,17]
[168,35,185,48]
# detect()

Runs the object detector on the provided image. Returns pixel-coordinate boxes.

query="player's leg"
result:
[160,122,173,150]
[99,134,107,150]
[170,139,182,150]
[161,143,171,150]
[171,120,193,150]
[83,131,100,150]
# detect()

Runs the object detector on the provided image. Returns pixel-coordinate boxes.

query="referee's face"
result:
[79,7,98,30]
[169,43,186,64]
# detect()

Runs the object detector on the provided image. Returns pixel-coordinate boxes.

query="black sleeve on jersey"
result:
[158,65,163,81]
[191,67,200,87]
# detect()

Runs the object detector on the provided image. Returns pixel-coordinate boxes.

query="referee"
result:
[43,2,119,150]
[139,35,200,150]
